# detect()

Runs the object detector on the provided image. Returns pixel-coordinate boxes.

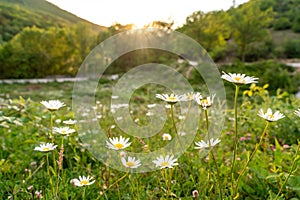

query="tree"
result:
[229,0,273,61]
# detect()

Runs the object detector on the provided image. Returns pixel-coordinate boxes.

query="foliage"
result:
[218,60,300,96]
[228,1,273,61]
[0,24,96,78]
[283,38,300,58]
[177,11,230,61]
[273,17,292,30]
[0,80,299,199]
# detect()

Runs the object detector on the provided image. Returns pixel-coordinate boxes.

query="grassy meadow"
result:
[0,71,300,200]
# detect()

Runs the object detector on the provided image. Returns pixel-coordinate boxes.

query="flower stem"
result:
[211,150,223,200]
[82,186,86,200]
[50,112,53,142]
[170,104,178,134]
[233,121,270,198]
[231,85,240,189]
[205,109,223,199]
[101,173,128,196]
[46,153,55,197]
[275,141,300,199]
[171,104,184,153]
[179,101,192,133]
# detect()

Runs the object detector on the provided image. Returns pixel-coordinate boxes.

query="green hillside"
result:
[0,0,106,41]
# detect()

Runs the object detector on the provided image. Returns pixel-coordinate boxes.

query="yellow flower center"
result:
[167,97,177,101]
[80,180,89,185]
[268,114,274,119]
[234,77,245,83]
[61,130,66,134]
[201,99,208,104]
[164,136,169,140]
[126,161,135,167]
[161,162,169,167]
[42,147,50,151]
[234,77,241,81]
[114,143,124,149]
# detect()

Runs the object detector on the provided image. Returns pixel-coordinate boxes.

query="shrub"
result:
[273,17,292,30]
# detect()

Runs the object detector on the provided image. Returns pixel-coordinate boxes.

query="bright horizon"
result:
[46,0,249,28]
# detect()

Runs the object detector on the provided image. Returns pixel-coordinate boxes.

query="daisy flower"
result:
[153,155,179,169]
[34,143,57,152]
[194,138,221,149]
[53,127,76,136]
[221,71,258,85]
[258,108,285,122]
[156,93,182,104]
[162,133,172,141]
[121,156,141,168]
[40,100,65,111]
[63,119,77,125]
[106,136,131,150]
[295,108,300,117]
[196,94,215,110]
[70,176,95,187]
[181,92,202,101]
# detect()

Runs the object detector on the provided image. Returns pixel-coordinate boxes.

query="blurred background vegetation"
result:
[0,0,300,95]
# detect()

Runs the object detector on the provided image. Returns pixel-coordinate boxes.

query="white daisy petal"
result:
[34,142,57,152]
[106,136,131,150]
[71,175,95,187]
[257,108,285,122]
[40,100,65,111]
[221,71,258,85]
[152,155,178,169]
[195,138,221,149]
[121,156,141,168]
[156,93,182,104]
[295,109,300,117]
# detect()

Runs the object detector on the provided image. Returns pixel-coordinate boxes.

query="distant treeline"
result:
[1,0,300,78]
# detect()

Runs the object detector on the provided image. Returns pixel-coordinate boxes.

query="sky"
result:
[46,0,249,28]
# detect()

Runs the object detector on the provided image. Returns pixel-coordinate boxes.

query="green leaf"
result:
[274,137,282,165]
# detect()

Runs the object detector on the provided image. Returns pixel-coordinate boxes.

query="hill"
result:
[0,0,106,41]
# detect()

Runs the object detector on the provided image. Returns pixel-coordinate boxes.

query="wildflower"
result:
[240,137,247,141]
[178,115,185,120]
[35,190,43,199]
[27,185,34,191]
[162,133,172,141]
[181,92,202,101]
[34,143,57,152]
[165,104,171,109]
[221,71,258,85]
[63,119,77,125]
[283,144,290,149]
[70,176,95,187]
[178,132,186,136]
[53,127,76,136]
[196,94,215,110]
[192,189,199,198]
[156,93,182,104]
[119,151,126,157]
[295,108,300,117]
[194,138,221,149]
[153,155,178,169]
[147,104,157,108]
[258,108,285,122]
[106,136,131,150]
[40,100,65,111]
[121,156,141,168]
[146,111,154,116]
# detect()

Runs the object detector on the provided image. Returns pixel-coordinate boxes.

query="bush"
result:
[273,17,292,30]
[218,60,300,95]
[283,39,300,58]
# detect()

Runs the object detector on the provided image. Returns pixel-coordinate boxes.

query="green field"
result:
[1,75,300,199]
